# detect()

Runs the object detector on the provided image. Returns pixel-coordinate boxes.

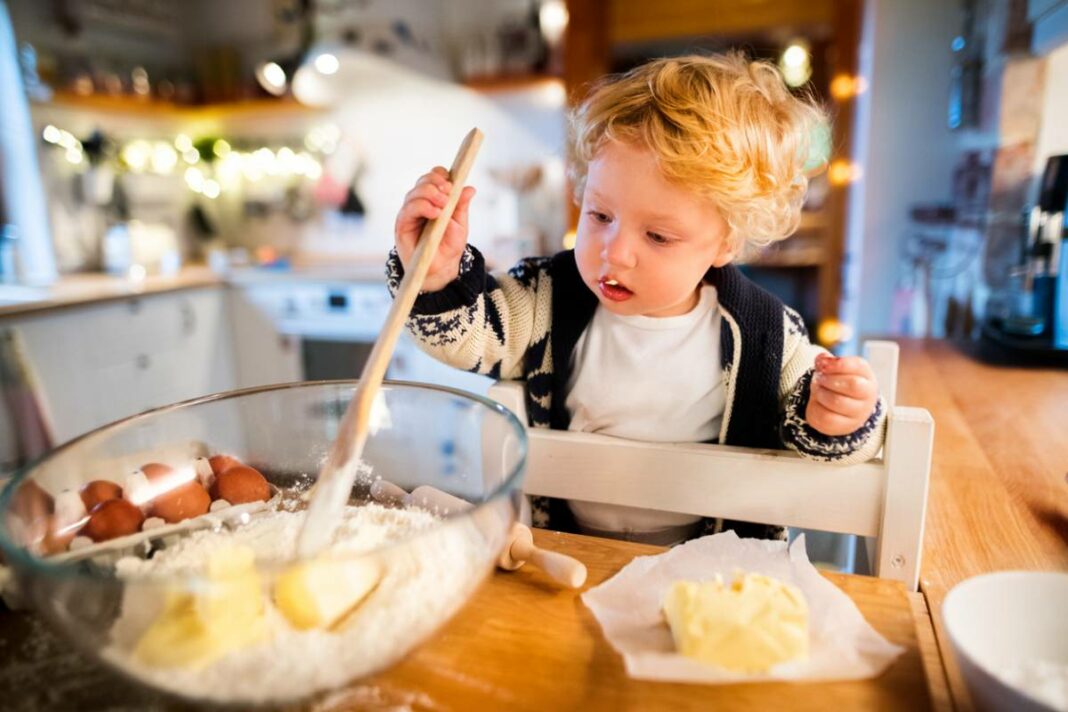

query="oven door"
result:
[300,338,375,381]
[299,331,491,396]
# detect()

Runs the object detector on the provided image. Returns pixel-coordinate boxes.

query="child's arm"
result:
[777,308,887,463]
[387,168,550,380]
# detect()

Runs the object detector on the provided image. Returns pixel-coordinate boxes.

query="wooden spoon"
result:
[296,128,484,558]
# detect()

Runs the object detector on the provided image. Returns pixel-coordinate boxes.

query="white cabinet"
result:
[7,287,236,445]
[227,285,302,389]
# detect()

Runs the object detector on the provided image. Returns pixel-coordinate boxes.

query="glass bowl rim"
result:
[0,378,528,583]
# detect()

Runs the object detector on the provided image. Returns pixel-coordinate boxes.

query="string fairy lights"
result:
[39,123,333,201]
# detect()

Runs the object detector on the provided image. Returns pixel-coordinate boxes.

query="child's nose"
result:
[601,229,637,269]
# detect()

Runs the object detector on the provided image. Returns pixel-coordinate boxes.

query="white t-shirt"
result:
[563,284,725,543]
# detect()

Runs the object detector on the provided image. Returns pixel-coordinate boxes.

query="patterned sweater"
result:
[386,246,886,539]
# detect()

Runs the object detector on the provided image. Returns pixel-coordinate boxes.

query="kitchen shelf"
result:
[462,74,564,93]
[32,91,324,120]
[29,91,329,140]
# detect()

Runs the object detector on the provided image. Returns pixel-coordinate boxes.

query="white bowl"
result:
[943,571,1068,712]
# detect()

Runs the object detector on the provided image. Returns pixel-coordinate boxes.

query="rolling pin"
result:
[369,480,587,589]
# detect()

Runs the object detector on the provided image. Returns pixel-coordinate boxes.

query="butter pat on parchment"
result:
[662,572,809,672]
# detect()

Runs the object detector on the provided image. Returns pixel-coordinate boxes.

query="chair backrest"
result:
[487,340,933,590]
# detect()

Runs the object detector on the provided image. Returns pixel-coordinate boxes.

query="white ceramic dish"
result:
[943,571,1068,712]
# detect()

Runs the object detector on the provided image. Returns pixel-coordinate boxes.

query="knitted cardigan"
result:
[386,246,886,539]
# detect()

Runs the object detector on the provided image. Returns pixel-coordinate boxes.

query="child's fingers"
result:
[394,200,441,259]
[806,403,862,436]
[812,372,877,401]
[811,382,871,419]
[450,186,476,230]
[816,354,875,378]
[438,188,476,260]
[397,197,443,226]
[415,171,452,195]
[404,182,450,209]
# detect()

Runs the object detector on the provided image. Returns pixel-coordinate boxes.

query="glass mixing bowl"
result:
[0,380,527,706]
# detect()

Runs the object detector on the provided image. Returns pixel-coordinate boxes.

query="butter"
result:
[274,555,381,630]
[662,572,809,672]
[135,546,266,668]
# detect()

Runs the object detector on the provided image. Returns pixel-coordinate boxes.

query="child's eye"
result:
[647,231,671,245]
[586,211,611,224]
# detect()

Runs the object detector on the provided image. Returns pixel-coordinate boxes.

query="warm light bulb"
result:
[779,41,812,88]
[830,75,855,101]
[539,0,570,46]
[122,140,152,173]
[259,62,286,93]
[830,74,869,101]
[817,318,853,346]
[783,44,807,68]
[828,160,863,186]
[185,167,205,192]
[314,53,339,75]
[151,143,178,174]
[562,228,577,250]
[57,130,79,150]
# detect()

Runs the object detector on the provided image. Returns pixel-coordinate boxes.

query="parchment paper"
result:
[581,532,905,683]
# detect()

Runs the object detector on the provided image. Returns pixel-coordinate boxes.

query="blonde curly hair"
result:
[568,52,827,250]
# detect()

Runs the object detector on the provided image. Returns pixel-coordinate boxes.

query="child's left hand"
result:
[805,353,879,436]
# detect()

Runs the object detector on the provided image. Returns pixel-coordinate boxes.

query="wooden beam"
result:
[819,0,864,343]
[563,0,611,230]
[609,0,835,45]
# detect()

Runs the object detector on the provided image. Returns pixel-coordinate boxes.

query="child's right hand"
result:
[394,166,477,293]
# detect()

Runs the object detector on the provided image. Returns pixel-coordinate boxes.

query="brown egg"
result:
[210,466,270,504]
[208,454,244,476]
[80,480,123,510]
[10,481,54,549]
[41,515,78,555]
[138,462,200,499]
[149,481,211,523]
[82,499,145,542]
[139,462,175,483]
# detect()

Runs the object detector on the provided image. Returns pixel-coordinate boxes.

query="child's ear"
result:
[710,237,741,267]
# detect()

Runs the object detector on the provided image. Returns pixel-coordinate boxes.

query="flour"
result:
[102,504,489,705]
[999,659,1068,712]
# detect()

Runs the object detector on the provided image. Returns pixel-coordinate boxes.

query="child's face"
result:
[574,140,734,318]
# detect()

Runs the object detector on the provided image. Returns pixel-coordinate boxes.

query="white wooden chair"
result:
[487,341,933,591]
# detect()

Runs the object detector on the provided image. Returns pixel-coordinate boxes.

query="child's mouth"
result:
[598,277,633,302]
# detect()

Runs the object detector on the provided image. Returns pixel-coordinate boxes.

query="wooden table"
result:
[0,529,941,711]
[363,530,939,711]
[896,339,1068,712]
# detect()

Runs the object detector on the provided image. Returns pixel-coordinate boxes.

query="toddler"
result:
[387,53,885,544]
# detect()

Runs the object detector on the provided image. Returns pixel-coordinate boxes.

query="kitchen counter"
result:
[0,268,222,319]
[897,338,1068,712]
[0,529,945,711]
[0,260,394,320]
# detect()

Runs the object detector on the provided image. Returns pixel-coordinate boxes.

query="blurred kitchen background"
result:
[0,0,1066,473]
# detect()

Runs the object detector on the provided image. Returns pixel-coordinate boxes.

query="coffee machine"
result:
[981,154,1068,361]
